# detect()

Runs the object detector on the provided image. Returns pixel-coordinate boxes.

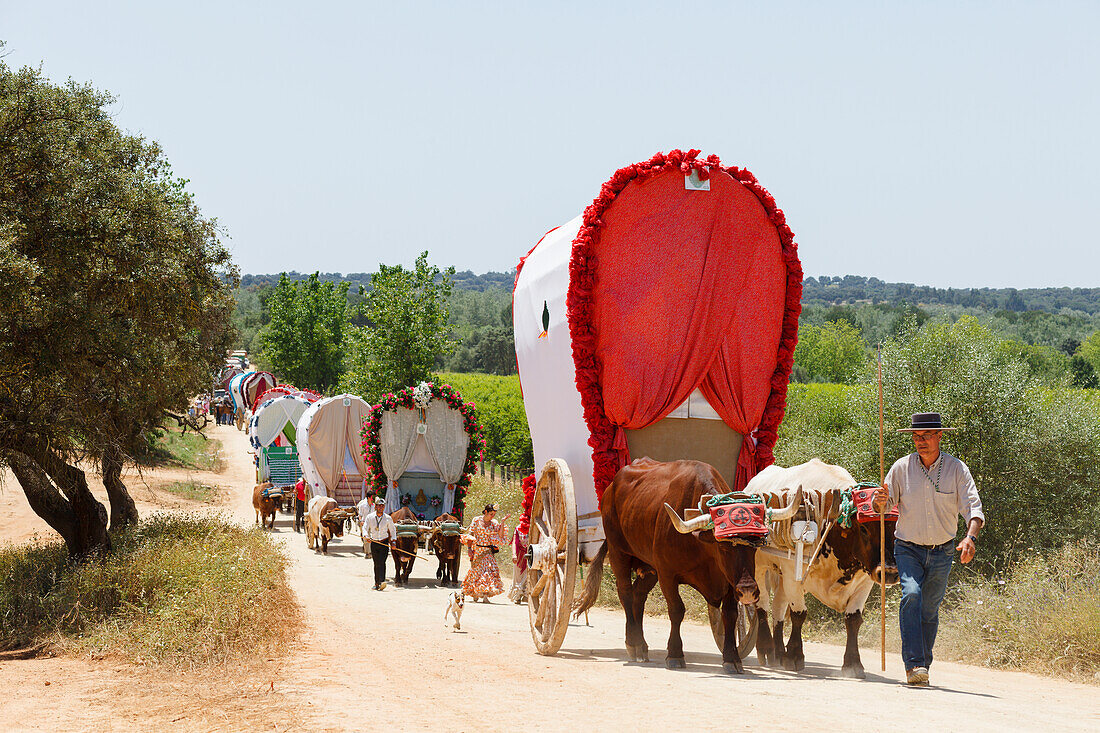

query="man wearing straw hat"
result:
[873,412,984,687]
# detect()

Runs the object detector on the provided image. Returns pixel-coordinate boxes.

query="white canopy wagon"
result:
[512,150,803,655]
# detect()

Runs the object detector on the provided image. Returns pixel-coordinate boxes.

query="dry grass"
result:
[160,479,219,501]
[139,428,224,471]
[0,513,300,668]
[936,542,1100,683]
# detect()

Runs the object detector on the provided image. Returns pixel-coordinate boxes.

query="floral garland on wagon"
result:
[556,148,803,505]
[359,381,486,519]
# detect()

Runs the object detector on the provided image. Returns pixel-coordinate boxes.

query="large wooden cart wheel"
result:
[526,458,578,655]
[708,603,759,659]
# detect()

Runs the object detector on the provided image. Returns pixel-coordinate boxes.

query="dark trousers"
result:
[295,498,305,530]
[371,544,390,587]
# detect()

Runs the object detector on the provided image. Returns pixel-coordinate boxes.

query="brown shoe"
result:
[906,667,929,686]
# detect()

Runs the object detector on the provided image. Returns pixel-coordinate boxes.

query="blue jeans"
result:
[894,538,955,671]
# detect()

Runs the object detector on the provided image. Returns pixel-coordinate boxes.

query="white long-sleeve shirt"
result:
[885,451,985,546]
[361,510,396,542]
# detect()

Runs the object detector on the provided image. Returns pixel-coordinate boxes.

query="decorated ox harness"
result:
[396,522,421,539]
[705,493,770,546]
[837,482,899,529]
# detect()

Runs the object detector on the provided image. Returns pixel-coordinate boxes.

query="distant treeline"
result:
[804,275,1100,315]
[241,270,1100,315]
[234,270,1100,385]
[240,269,515,293]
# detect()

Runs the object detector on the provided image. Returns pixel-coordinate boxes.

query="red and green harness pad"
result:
[848,483,899,524]
[707,494,769,544]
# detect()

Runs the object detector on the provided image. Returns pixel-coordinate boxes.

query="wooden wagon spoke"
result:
[533,516,552,541]
[531,570,550,598]
[535,582,553,628]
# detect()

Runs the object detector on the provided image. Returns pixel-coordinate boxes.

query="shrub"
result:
[938,541,1100,682]
[777,316,1100,568]
[0,513,299,667]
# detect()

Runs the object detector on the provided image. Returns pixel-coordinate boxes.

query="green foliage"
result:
[342,252,457,401]
[257,273,349,393]
[803,274,1100,315]
[0,514,299,664]
[439,372,532,467]
[1077,330,1100,374]
[1069,355,1099,389]
[998,339,1070,385]
[793,320,867,384]
[778,316,1100,568]
[443,289,516,374]
[231,286,270,352]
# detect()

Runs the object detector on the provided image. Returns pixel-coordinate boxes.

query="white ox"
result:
[745,459,898,678]
[305,496,344,554]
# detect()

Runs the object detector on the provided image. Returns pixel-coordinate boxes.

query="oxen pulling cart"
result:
[512,150,803,657]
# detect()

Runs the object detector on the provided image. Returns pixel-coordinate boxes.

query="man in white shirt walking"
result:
[361,497,397,590]
[874,412,985,687]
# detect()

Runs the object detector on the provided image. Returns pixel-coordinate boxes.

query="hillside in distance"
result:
[239,270,1100,315]
[803,275,1100,315]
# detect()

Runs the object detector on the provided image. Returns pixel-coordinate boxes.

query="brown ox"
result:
[574,459,799,673]
[429,513,463,587]
[253,482,281,530]
[390,507,421,586]
[745,459,899,678]
[306,496,345,554]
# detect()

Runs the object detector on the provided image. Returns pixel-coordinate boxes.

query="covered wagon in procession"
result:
[296,394,372,551]
[512,149,803,657]
[248,393,317,510]
[360,382,486,586]
[227,370,276,429]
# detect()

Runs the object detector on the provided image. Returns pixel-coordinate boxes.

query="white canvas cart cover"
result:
[249,395,311,450]
[296,394,372,504]
[229,371,254,412]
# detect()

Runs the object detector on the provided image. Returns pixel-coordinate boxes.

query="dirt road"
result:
[3,424,1100,732]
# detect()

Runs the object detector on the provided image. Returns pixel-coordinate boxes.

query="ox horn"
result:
[663,503,714,534]
[766,485,804,522]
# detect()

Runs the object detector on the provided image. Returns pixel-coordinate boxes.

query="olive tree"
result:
[0,56,236,557]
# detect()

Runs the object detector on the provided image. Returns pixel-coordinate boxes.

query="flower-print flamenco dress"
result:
[461,516,506,599]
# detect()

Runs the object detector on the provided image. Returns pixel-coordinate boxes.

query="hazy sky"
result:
[3,1,1098,288]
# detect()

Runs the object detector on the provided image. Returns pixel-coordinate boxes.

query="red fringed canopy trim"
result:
[565,149,802,506]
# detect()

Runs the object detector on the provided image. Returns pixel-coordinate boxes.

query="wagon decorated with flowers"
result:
[360,381,486,526]
[512,149,803,655]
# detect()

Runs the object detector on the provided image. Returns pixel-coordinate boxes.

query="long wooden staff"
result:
[877,346,887,672]
[366,537,434,562]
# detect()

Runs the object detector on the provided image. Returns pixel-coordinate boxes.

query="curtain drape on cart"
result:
[381,409,420,512]
[590,169,786,490]
[423,403,469,515]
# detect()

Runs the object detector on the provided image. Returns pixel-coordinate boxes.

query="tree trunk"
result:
[102,445,139,530]
[6,448,111,560]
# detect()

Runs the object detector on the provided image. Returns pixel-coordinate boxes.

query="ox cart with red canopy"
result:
[512,149,802,655]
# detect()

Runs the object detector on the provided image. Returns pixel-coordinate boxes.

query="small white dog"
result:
[444,591,465,631]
